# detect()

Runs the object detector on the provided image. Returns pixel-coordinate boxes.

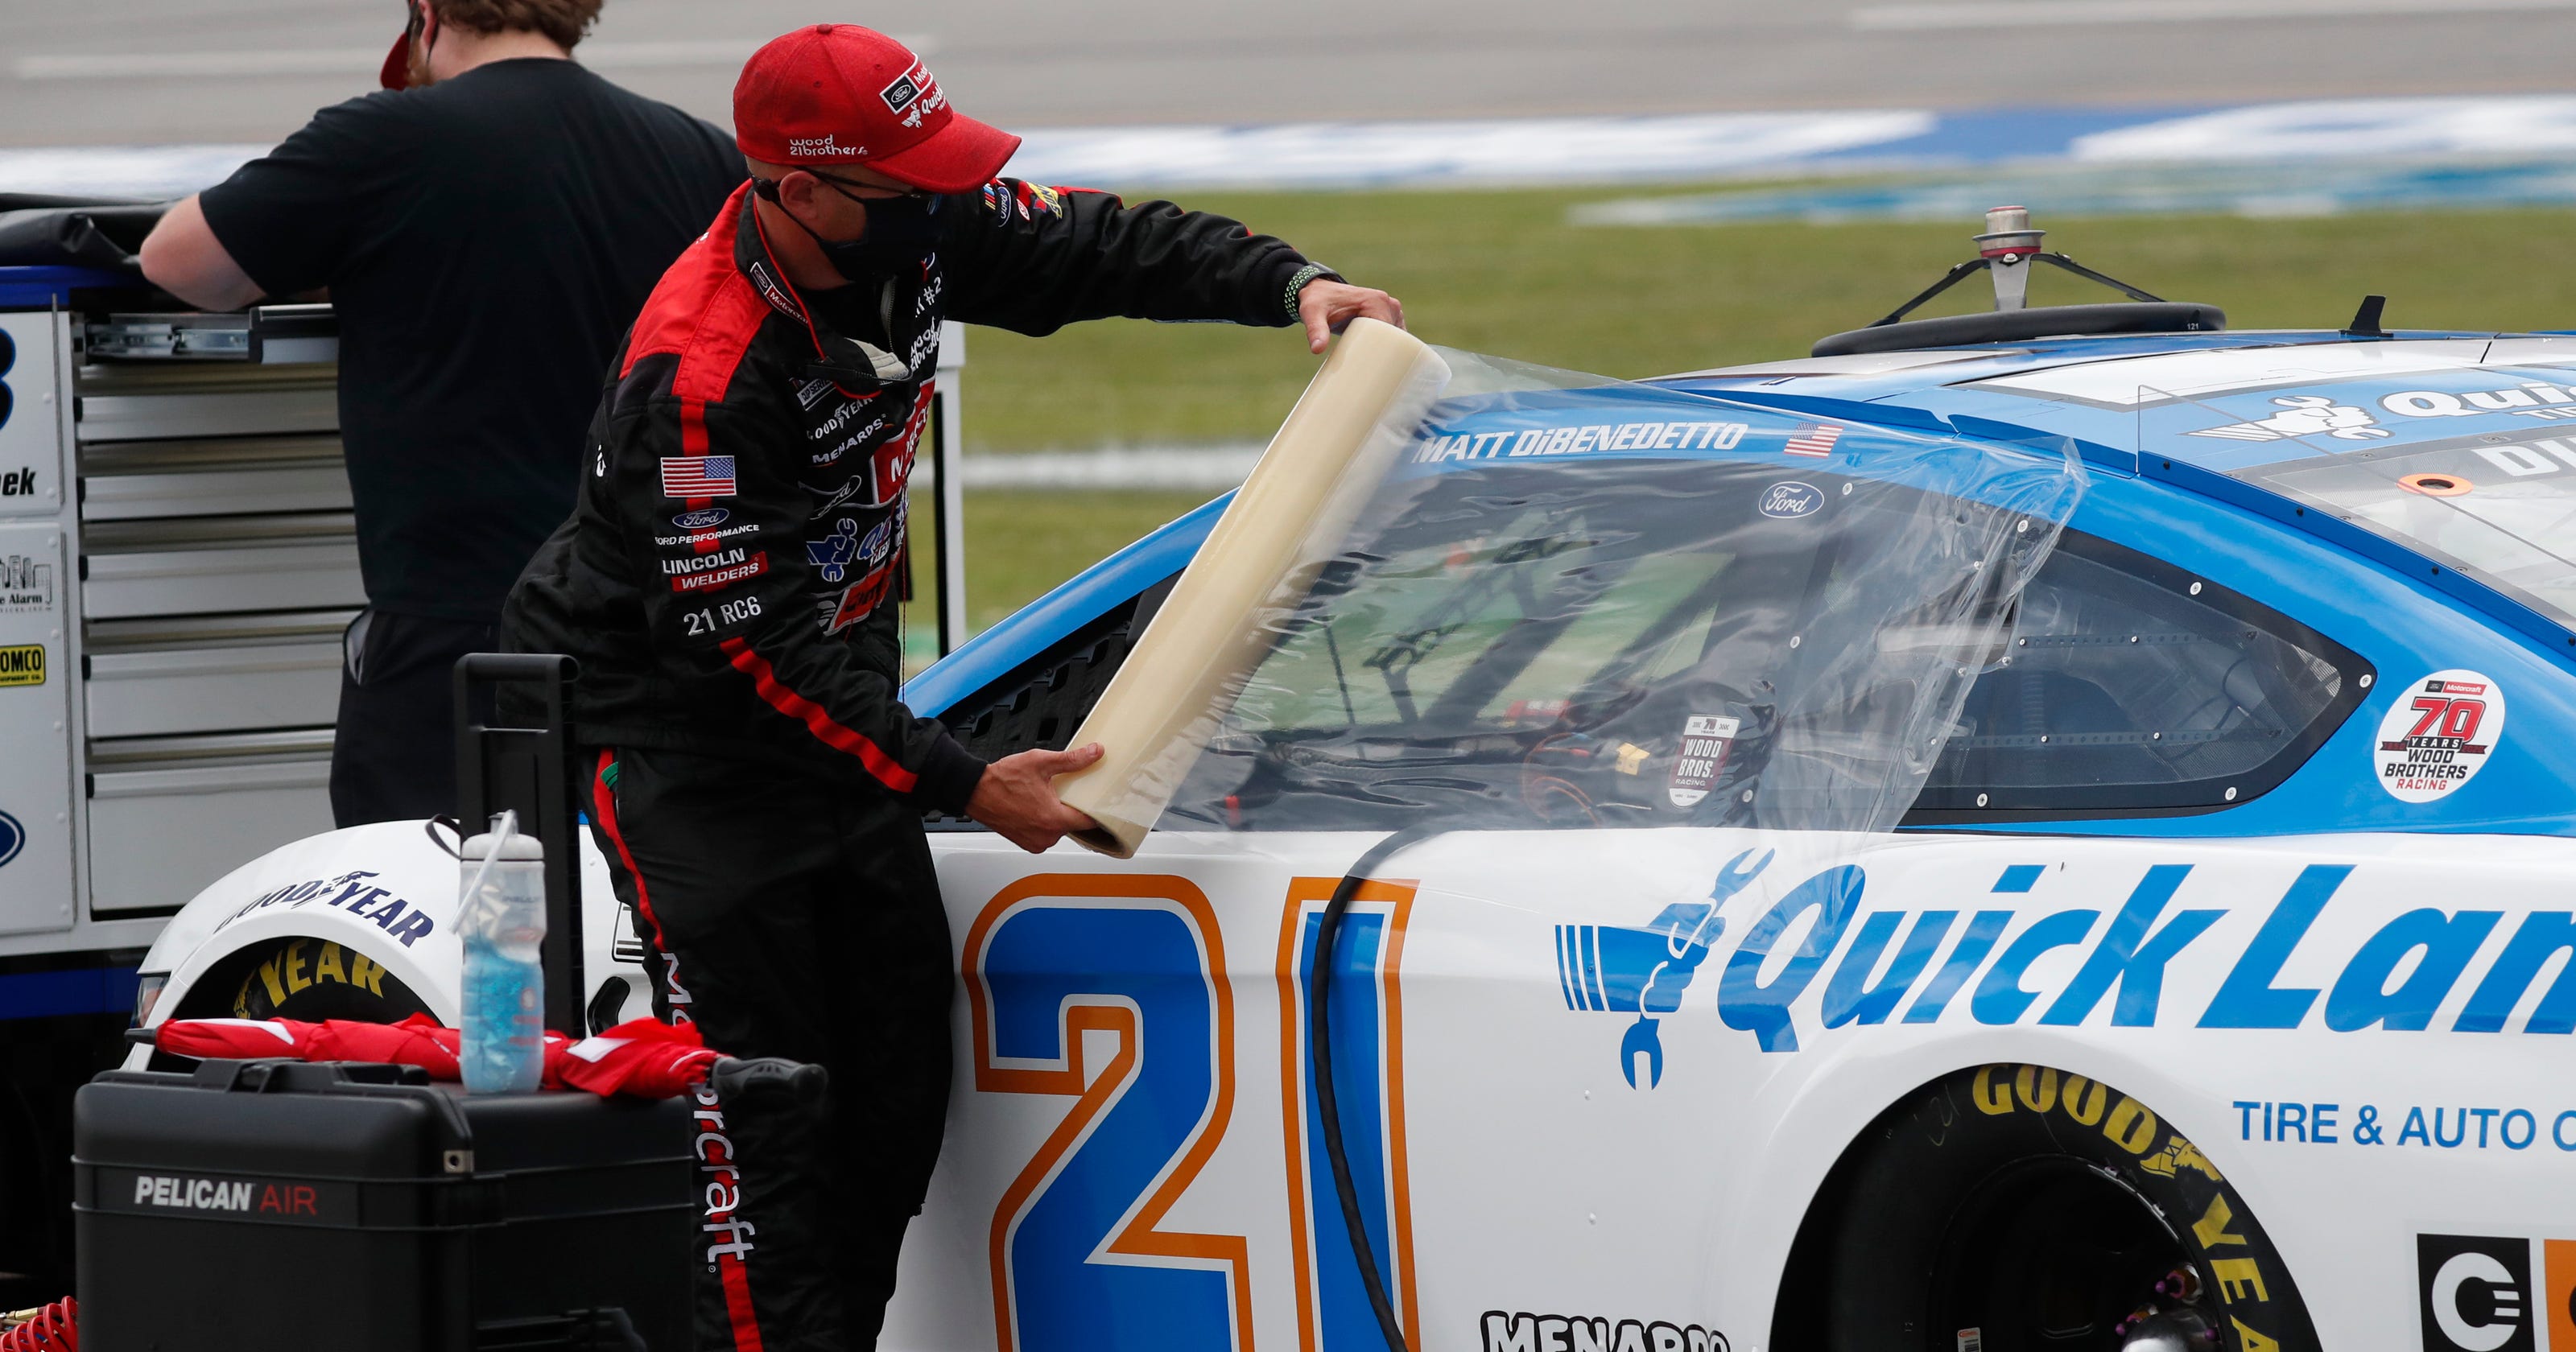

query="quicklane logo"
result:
[1562,859,2576,1074]
[0,810,21,868]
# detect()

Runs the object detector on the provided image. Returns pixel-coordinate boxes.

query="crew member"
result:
[502,23,1402,1352]
[138,0,746,826]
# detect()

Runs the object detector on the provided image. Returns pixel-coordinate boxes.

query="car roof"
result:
[1652,329,2576,472]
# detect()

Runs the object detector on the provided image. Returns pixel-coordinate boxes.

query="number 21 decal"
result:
[964,876,1255,1352]
[962,873,1418,1352]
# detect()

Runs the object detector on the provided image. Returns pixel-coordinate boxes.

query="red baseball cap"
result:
[734,26,1020,195]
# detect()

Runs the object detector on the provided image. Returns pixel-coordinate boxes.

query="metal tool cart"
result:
[0,253,972,1300]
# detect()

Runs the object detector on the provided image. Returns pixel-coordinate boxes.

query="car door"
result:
[887,401,2080,1352]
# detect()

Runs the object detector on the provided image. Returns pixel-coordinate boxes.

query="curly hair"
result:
[430,0,605,48]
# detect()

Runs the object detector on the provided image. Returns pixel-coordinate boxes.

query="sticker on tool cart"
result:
[1669,715,1740,807]
[0,553,51,613]
[2376,670,2505,804]
[0,644,39,687]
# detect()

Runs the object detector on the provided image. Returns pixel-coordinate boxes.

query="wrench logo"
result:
[1554,848,1773,1088]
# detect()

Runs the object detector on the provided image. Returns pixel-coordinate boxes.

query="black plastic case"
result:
[73,1059,692,1352]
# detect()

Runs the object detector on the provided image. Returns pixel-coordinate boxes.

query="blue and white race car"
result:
[137,223,2576,1352]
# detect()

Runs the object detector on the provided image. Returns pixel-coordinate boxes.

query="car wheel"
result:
[219,937,431,1023]
[1819,1064,2317,1352]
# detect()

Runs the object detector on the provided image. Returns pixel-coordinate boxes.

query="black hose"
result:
[1307,823,1445,1352]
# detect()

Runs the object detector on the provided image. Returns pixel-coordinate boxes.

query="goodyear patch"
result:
[0,643,42,687]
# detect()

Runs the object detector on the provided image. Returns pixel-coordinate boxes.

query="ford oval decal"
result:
[1759,481,1824,519]
[0,810,22,868]
[672,507,731,530]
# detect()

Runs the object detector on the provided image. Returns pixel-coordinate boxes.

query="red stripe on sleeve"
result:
[680,396,710,456]
[717,637,919,794]
[588,751,675,955]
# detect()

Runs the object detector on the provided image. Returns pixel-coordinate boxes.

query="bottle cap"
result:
[460,833,544,862]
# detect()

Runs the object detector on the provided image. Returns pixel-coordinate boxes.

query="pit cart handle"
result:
[453,653,584,1039]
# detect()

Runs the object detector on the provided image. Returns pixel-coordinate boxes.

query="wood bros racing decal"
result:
[2376,670,2504,803]
[1667,716,1739,808]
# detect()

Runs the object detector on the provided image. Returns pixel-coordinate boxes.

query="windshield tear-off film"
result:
[1067,339,2087,852]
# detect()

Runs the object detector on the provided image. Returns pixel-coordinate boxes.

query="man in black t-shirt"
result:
[139,0,744,826]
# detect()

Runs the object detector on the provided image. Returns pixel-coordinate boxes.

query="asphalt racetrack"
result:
[3,0,2573,148]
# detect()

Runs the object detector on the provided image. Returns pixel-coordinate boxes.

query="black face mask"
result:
[753,175,943,278]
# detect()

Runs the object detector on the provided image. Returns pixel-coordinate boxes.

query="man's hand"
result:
[1298,279,1404,355]
[965,743,1106,853]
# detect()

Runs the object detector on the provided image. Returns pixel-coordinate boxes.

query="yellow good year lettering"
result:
[1972,1066,2014,1115]
[2191,1193,2248,1248]
[2211,1258,2268,1303]
[313,942,347,987]
[282,940,311,994]
[2061,1075,2107,1126]
[2231,1318,2279,1352]
[348,950,387,997]
[2104,1096,2159,1153]
[2015,1066,2058,1114]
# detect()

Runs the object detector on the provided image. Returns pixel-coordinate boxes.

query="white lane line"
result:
[10,35,933,81]
[949,447,1264,492]
[1011,111,1934,188]
[1851,0,2576,29]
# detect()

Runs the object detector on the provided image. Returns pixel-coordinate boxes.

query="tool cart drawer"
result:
[79,434,353,520]
[84,612,349,739]
[86,731,335,915]
[82,514,364,619]
[73,363,337,443]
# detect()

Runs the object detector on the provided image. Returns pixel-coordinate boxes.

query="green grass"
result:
[930,192,2576,656]
[963,190,2576,453]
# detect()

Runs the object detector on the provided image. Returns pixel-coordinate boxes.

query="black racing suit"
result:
[504,179,1328,1352]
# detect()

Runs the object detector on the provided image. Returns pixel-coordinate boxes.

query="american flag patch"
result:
[661,455,736,498]
[1784,424,1843,458]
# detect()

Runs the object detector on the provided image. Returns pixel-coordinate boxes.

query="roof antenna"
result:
[1975,205,2046,312]
[2343,295,2390,339]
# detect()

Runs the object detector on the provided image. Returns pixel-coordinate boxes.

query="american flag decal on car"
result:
[1784,424,1843,458]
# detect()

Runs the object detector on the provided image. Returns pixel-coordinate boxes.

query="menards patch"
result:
[0,644,42,687]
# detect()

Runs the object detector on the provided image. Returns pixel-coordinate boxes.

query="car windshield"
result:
[1162,404,2080,834]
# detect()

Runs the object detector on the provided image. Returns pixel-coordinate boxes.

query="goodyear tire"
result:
[1818,1064,2318,1352]
[222,937,431,1023]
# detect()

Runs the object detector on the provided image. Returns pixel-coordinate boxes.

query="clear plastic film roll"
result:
[1061,342,2087,853]
[1056,318,1452,855]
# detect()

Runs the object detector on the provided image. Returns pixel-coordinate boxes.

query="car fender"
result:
[123,820,642,1068]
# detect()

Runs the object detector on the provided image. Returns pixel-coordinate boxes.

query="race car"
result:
[130,225,2576,1352]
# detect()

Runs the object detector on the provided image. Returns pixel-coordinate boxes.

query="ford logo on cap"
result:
[1759,481,1824,519]
[0,810,22,868]
[672,508,731,530]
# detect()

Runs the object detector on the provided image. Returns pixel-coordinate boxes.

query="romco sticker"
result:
[2376,670,2505,804]
[1669,715,1739,806]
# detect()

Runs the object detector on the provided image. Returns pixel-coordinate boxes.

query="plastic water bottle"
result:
[458,816,545,1094]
